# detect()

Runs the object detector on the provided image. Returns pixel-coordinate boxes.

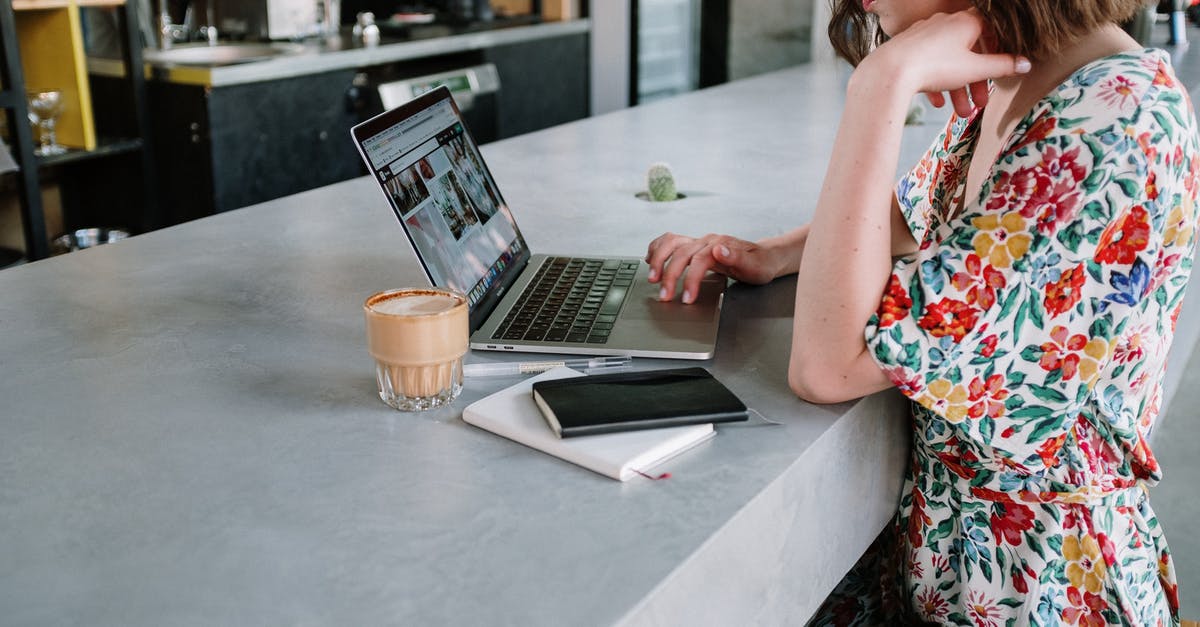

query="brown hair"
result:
[828,0,1147,65]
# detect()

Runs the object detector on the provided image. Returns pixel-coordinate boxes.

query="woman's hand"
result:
[869,9,1030,118]
[644,232,785,303]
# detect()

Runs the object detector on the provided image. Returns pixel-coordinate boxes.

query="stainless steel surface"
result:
[129,19,589,86]
[376,63,500,111]
[142,42,304,66]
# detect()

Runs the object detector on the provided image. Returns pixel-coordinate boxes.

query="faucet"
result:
[157,0,189,49]
[156,0,218,48]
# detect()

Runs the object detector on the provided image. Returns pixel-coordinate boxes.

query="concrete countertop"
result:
[6,63,1193,625]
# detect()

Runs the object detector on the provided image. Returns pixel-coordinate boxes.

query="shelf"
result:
[15,2,97,150]
[2,0,156,261]
[32,137,143,168]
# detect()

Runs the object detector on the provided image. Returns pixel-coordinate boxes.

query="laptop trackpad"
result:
[622,275,726,323]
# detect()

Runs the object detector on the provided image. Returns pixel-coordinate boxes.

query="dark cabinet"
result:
[149,28,589,225]
[150,69,362,223]
[485,30,589,139]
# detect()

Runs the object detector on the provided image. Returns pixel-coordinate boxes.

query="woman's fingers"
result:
[949,87,973,118]
[657,238,718,301]
[968,79,990,110]
[645,232,689,282]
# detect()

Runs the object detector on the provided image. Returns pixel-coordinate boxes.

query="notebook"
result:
[462,367,716,481]
[532,367,748,438]
[350,86,726,359]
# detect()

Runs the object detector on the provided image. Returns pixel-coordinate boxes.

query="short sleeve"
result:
[865,55,1200,468]
[895,114,979,246]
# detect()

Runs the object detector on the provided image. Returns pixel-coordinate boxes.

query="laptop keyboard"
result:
[492,257,638,344]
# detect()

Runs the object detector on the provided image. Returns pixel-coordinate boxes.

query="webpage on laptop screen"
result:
[361,100,523,308]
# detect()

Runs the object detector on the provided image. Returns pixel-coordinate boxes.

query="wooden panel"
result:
[490,0,533,16]
[14,0,125,10]
[541,0,579,21]
[14,2,96,149]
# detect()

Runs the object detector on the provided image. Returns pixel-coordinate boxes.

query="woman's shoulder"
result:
[1051,48,1188,119]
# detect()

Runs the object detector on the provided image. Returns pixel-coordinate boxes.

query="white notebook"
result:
[462,367,715,481]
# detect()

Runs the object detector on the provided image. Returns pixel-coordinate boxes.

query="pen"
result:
[463,356,632,377]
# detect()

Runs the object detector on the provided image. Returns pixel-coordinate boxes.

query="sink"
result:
[143,43,304,67]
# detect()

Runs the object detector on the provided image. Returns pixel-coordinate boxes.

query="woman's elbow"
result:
[787,362,854,404]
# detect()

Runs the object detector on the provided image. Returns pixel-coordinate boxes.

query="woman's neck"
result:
[992,23,1141,103]
[987,23,1141,133]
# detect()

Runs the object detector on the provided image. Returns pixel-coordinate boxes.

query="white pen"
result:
[463,355,632,377]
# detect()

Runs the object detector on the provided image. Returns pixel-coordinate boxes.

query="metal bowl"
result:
[52,228,130,255]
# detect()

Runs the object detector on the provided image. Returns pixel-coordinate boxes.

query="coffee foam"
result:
[370,292,461,316]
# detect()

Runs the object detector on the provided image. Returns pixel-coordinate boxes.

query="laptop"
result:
[350,86,725,359]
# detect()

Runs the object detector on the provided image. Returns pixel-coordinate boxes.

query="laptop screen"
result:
[353,87,530,327]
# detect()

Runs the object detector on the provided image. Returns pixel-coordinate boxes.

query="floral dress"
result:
[828,49,1200,626]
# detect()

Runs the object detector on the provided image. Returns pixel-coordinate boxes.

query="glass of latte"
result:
[364,288,469,411]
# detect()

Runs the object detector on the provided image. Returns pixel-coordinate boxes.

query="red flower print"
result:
[1136,131,1159,164]
[968,374,1009,418]
[917,298,980,342]
[907,487,932,549]
[877,274,913,328]
[1062,586,1108,627]
[1153,62,1176,88]
[1037,433,1068,468]
[1044,263,1086,318]
[1039,325,1088,379]
[951,254,1007,310]
[1097,532,1117,567]
[978,334,998,358]
[1095,205,1151,265]
[1097,75,1139,112]
[1113,325,1148,364]
[930,554,951,577]
[1012,566,1029,594]
[1010,115,1057,153]
[991,501,1035,546]
[936,438,979,479]
[986,147,1086,235]
[990,164,1051,214]
[916,587,950,621]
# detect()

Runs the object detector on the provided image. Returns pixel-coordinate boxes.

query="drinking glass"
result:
[27,89,67,156]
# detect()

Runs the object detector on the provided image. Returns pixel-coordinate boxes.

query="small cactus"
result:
[646,162,678,201]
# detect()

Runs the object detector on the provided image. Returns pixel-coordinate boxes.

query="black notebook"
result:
[531,367,749,438]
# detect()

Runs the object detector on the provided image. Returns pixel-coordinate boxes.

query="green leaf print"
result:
[1028,295,1045,329]
[1009,405,1053,419]
[1027,415,1065,442]
[1030,384,1069,403]
[1114,177,1140,199]
[1056,221,1085,252]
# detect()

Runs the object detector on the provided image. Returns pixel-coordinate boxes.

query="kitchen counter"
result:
[3,63,1198,625]
[89,17,589,87]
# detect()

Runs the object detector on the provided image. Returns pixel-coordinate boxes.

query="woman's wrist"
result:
[758,225,809,278]
[848,49,921,105]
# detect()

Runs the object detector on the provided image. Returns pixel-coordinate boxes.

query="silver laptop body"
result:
[350,86,724,359]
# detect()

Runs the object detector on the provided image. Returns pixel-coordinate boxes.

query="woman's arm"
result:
[788,10,1028,403]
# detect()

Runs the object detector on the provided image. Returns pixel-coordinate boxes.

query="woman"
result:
[646,0,1198,624]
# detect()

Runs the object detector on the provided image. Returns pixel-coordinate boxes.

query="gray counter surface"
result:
[3,64,1194,625]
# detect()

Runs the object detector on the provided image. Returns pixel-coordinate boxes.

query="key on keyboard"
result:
[492,257,637,344]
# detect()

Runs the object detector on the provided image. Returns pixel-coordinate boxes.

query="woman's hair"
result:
[828,0,1147,65]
